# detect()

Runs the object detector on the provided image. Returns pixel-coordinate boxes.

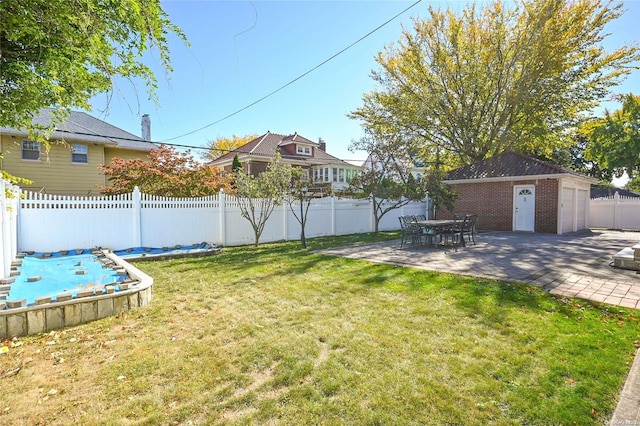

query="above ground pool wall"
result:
[0,253,153,339]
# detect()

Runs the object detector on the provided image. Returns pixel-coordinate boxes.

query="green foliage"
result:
[232,154,293,246]
[231,154,243,172]
[628,176,640,192]
[349,0,640,169]
[0,0,186,136]
[423,169,457,213]
[583,93,640,182]
[98,145,232,197]
[349,129,427,231]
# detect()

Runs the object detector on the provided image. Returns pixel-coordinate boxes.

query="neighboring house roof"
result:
[0,108,157,152]
[443,150,597,183]
[210,131,354,167]
[591,188,640,198]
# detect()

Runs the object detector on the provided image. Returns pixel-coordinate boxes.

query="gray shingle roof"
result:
[0,108,157,152]
[444,150,585,181]
[211,131,351,166]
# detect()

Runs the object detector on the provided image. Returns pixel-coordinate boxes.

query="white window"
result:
[71,144,88,163]
[21,140,40,160]
[296,145,311,156]
[324,167,330,182]
[345,168,358,183]
[331,168,346,183]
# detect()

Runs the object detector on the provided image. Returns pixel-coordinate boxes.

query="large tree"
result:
[348,129,427,232]
[98,145,232,197]
[349,0,639,169]
[581,93,640,184]
[232,154,293,246]
[0,0,185,135]
[203,134,257,161]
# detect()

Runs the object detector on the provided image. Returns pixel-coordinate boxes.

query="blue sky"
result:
[88,0,640,164]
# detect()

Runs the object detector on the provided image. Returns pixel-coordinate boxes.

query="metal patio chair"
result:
[461,214,478,245]
[399,215,424,248]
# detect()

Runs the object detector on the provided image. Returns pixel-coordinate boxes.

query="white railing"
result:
[14,186,428,252]
[0,180,20,279]
[590,192,640,230]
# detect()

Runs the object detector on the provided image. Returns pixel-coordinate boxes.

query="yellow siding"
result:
[104,147,150,164]
[1,135,151,196]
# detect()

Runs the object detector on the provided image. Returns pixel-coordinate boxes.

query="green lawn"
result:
[1,232,638,425]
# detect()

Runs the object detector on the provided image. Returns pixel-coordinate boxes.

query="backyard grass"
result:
[1,232,639,425]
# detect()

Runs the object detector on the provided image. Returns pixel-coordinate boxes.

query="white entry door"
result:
[513,185,535,232]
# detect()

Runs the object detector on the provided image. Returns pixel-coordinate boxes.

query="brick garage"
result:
[437,151,596,234]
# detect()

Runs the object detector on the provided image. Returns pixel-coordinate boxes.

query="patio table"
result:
[415,219,465,247]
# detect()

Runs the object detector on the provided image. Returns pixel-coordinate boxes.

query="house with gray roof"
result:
[209,131,361,192]
[440,150,597,234]
[0,109,157,195]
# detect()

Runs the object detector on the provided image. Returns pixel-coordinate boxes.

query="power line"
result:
[160,0,423,143]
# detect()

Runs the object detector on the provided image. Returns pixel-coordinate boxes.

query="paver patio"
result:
[319,229,640,308]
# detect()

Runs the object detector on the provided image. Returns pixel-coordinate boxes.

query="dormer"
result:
[278,132,319,157]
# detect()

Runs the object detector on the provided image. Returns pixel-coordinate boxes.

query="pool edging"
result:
[0,252,153,339]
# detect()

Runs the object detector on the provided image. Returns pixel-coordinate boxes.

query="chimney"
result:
[141,114,151,141]
[318,137,326,152]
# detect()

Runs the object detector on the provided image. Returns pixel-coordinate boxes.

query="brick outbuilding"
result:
[438,151,597,234]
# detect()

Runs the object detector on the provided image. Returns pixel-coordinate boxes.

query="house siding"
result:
[0,136,107,195]
[438,179,559,233]
[1,136,154,196]
[248,161,269,176]
[104,147,149,164]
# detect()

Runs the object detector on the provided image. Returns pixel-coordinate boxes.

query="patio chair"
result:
[399,215,424,248]
[439,216,463,246]
[461,214,478,245]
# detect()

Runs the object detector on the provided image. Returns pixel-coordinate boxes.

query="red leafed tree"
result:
[98,145,233,196]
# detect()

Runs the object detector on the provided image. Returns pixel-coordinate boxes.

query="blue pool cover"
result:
[6,253,125,305]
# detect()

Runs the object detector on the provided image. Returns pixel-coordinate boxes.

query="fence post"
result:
[132,186,142,247]
[283,199,288,241]
[614,191,621,229]
[10,185,18,260]
[0,180,6,279]
[219,190,226,246]
[331,196,336,236]
[369,196,374,232]
[425,197,430,218]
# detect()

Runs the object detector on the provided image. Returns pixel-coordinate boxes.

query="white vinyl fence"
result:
[13,186,428,253]
[0,181,20,280]
[590,192,640,230]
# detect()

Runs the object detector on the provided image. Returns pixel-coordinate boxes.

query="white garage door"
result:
[576,189,587,231]
[562,188,576,234]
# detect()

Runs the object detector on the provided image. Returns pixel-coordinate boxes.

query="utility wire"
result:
[46,0,421,162]
[160,0,423,143]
